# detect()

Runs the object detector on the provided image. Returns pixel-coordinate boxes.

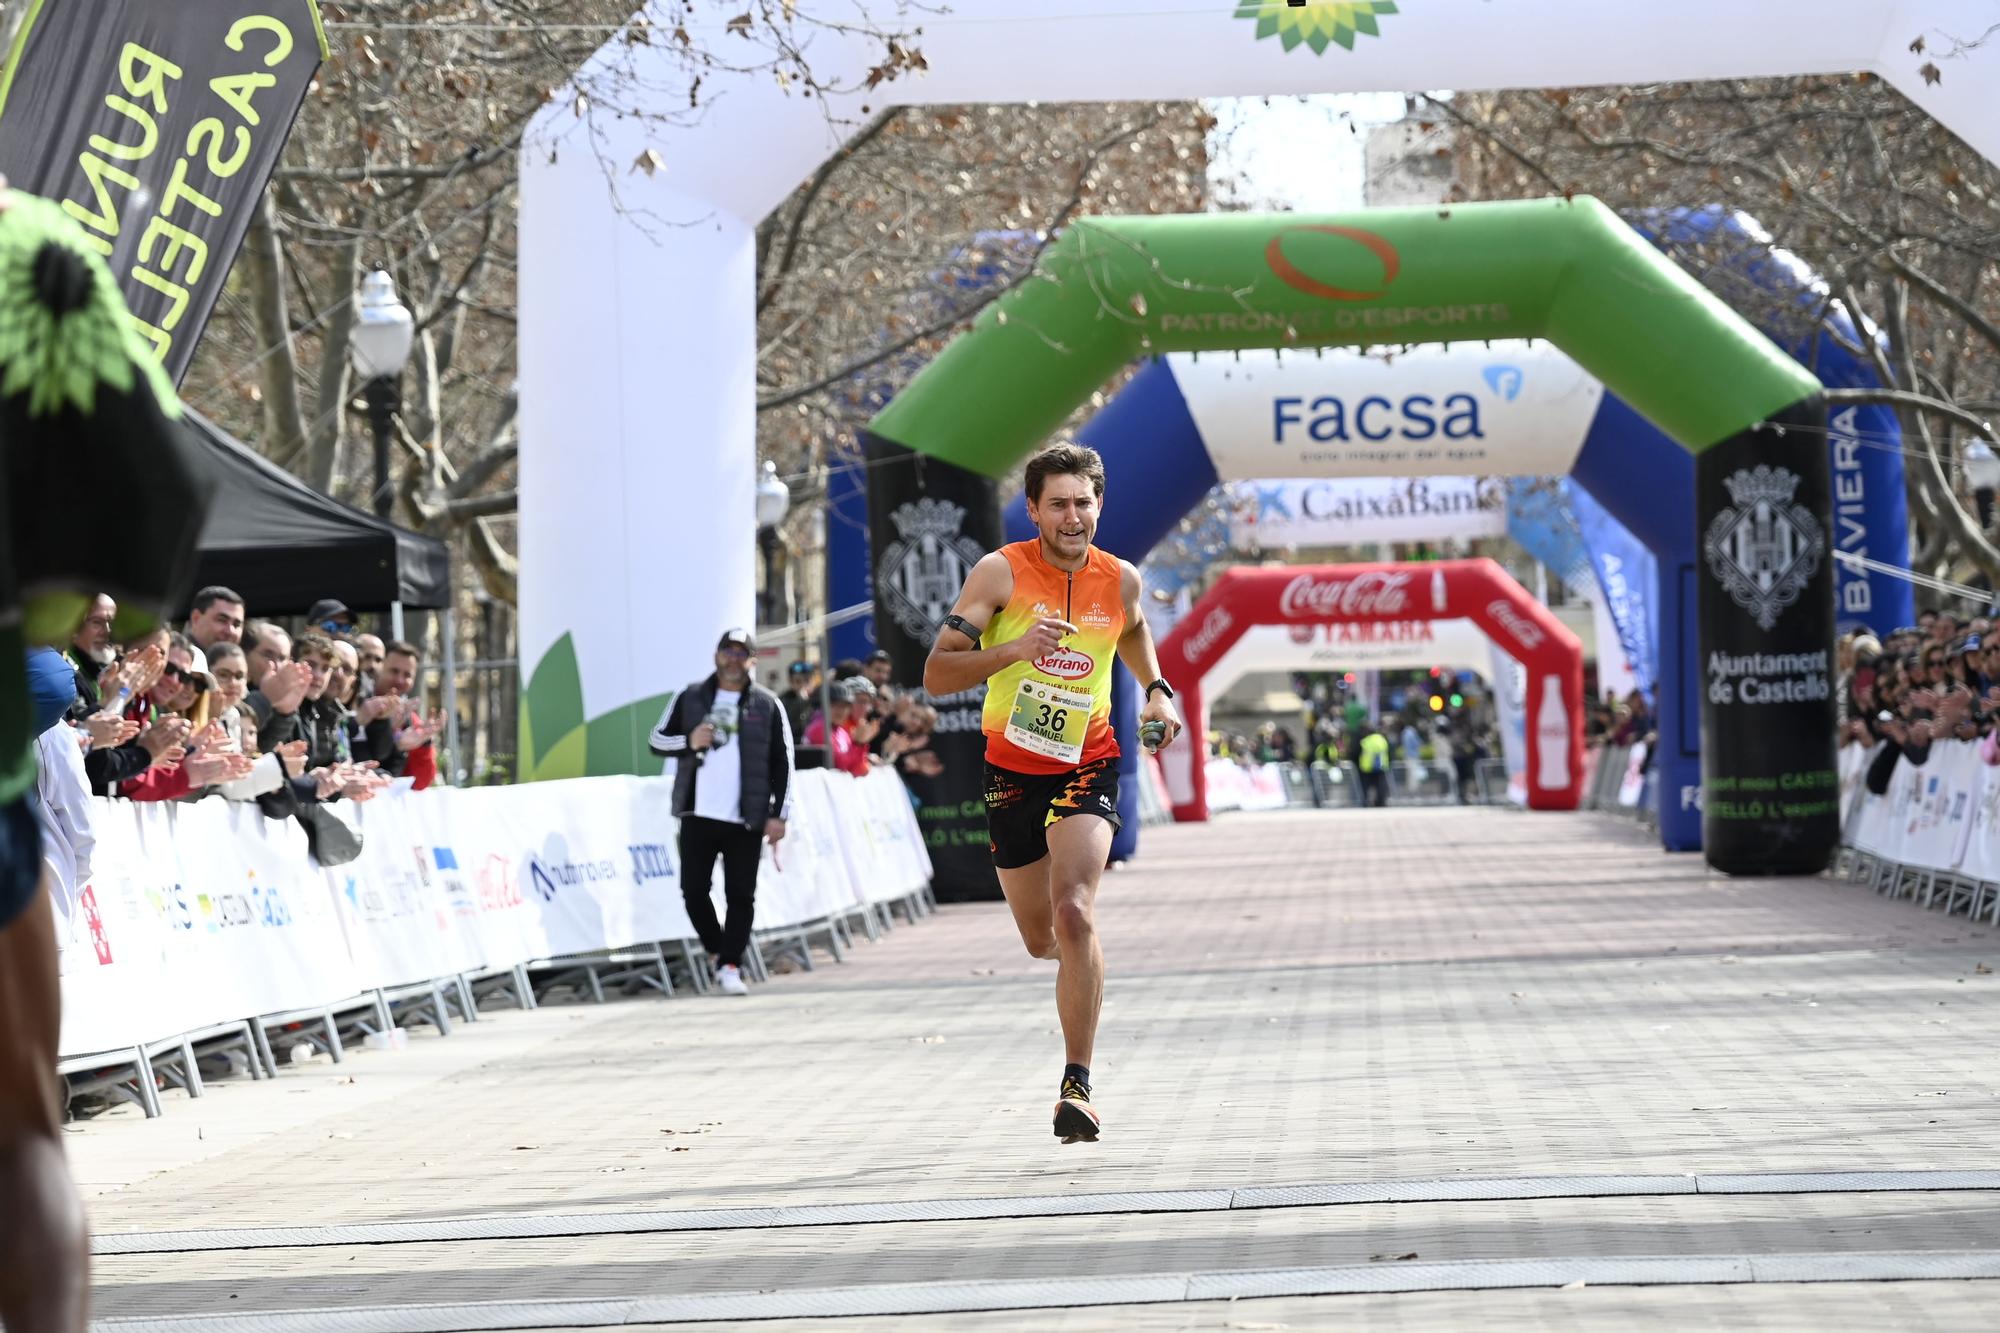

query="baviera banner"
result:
[0,0,327,384]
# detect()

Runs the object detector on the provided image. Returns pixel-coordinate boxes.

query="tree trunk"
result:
[307,232,363,495]
[243,192,311,473]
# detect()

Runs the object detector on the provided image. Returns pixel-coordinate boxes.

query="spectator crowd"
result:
[31,588,446,881]
[781,649,944,781]
[1837,608,2000,793]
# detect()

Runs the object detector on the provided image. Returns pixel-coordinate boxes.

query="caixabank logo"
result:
[1236,0,1400,55]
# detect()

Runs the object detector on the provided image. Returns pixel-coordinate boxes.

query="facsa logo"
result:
[1482,364,1525,400]
[1034,646,1095,680]
[1274,393,1485,444]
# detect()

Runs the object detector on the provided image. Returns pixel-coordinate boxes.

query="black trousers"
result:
[677,815,762,967]
[1359,770,1390,808]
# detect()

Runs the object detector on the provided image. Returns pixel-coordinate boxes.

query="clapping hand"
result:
[395,713,441,753]
[99,644,166,706]
[274,739,309,778]
[84,713,140,750]
[138,715,192,765]
[187,720,231,756]
[185,751,255,786]
[261,661,312,714]
[357,694,399,725]
[340,761,391,802]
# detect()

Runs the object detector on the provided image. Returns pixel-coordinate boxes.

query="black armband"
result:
[939,613,984,643]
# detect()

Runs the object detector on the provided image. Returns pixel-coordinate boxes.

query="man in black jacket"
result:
[649,628,793,996]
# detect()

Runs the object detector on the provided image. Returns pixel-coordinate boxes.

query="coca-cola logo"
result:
[1288,622,1315,645]
[1183,607,1235,663]
[1034,647,1095,680]
[1487,599,1547,650]
[1279,571,1410,619]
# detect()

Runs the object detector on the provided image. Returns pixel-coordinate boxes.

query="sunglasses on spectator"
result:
[162,664,187,681]
[718,646,751,659]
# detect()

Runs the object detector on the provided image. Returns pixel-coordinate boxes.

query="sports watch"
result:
[1145,678,1174,701]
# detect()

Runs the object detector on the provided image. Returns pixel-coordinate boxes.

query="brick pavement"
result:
[71,806,2000,1328]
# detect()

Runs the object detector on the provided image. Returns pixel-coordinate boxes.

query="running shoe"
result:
[1053,1074,1100,1142]
[716,964,749,996]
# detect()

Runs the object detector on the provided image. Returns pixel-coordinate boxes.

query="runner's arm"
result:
[1113,560,1168,690]
[923,552,1023,696]
[1116,561,1183,742]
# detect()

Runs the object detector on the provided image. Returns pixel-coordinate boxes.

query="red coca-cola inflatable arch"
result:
[1157,559,1585,819]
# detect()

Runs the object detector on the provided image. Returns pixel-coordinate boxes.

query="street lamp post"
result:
[349,270,415,520]
[755,459,791,630]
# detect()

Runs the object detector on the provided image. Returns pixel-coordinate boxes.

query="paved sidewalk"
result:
[74,807,2000,1329]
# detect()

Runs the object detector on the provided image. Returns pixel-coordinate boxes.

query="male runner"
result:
[924,443,1182,1142]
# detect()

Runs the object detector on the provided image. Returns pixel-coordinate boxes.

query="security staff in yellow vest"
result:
[1355,723,1391,808]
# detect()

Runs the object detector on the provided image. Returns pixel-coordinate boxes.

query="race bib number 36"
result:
[1005,679,1092,763]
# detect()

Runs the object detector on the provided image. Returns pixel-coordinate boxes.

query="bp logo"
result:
[1235,0,1400,55]
[1703,465,1824,632]
[878,498,987,645]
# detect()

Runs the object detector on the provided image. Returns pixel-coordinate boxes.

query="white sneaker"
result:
[716,964,749,996]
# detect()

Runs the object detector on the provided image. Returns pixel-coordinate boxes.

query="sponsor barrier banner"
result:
[1839,741,2000,887]
[1203,759,1288,815]
[58,769,930,1059]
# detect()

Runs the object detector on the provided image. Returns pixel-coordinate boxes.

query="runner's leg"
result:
[1044,813,1113,1068]
[0,873,89,1332]
[997,859,1058,960]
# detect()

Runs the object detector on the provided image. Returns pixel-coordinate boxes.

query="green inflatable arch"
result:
[869,196,1843,880]
[869,196,1817,469]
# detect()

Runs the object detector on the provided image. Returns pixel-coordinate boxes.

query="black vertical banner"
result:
[862,431,1004,902]
[1696,395,1840,876]
[0,0,325,384]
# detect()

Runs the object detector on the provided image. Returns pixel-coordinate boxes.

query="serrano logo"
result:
[1034,646,1095,680]
[1265,225,1401,302]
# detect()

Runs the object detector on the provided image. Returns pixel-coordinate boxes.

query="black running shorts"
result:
[984,757,1122,870]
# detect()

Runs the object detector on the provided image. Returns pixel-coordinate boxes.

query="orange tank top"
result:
[981,540,1126,774]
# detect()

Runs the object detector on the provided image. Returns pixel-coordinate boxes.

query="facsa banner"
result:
[1228,476,1507,549]
[1170,342,1603,481]
[58,768,931,1060]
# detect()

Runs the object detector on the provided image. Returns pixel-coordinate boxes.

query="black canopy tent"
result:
[184,408,450,615]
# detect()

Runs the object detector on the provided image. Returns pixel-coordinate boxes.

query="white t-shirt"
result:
[692,688,745,825]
